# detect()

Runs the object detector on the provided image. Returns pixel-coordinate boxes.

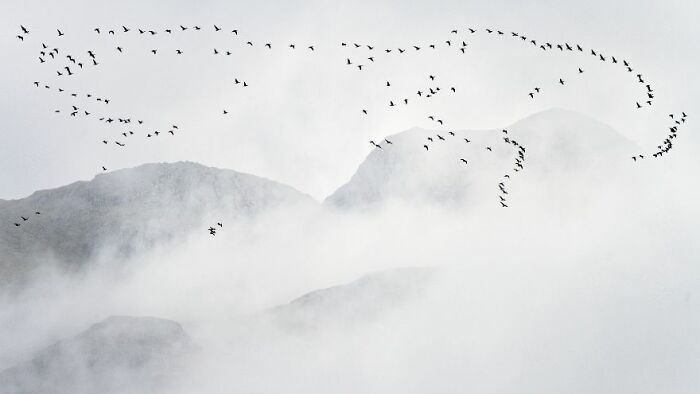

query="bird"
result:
[486,147,492,151]
[57,29,64,37]
[384,139,393,144]
[369,140,382,149]
[500,202,508,208]
[21,216,28,221]
[208,227,216,236]
[423,145,429,151]
[578,68,584,73]
[559,78,565,85]
[102,166,107,171]
[20,25,29,34]
[460,158,468,164]
[362,109,367,115]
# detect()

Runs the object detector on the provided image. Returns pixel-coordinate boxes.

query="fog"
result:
[2,0,699,392]
[1,149,698,393]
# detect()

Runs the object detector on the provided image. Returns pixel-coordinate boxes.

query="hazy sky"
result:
[1,0,698,200]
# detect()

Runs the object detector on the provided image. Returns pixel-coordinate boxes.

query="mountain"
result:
[325,108,637,210]
[0,162,316,288]
[268,267,436,332]
[0,316,190,394]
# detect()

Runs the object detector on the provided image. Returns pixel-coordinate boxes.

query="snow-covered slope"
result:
[0,316,190,394]
[0,162,316,287]
[325,108,637,209]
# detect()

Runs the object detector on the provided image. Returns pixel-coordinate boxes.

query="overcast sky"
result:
[1,0,698,200]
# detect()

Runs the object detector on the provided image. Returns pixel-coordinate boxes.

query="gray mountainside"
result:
[0,268,434,393]
[0,316,190,394]
[0,162,316,286]
[325,108,637,209]
[268,267,436,331]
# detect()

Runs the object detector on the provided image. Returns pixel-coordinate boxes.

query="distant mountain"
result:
[325,108,637,210]
[0,162,316,288]
[0,316,190,394]
[268,267,436,332]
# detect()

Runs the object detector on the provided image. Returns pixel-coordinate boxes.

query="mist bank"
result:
[0,108,698,393]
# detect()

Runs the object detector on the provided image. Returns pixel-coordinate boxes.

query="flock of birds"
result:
[11,23,688,230]
[11,212,41,228]
[208,222,223,236]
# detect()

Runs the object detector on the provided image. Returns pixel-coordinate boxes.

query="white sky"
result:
[1,0,698,200]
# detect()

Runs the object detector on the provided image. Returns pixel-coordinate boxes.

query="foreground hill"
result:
[0,316,190,394]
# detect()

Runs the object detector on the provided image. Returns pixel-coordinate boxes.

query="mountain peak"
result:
[325,109,636,210]
[0,162,317,288]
